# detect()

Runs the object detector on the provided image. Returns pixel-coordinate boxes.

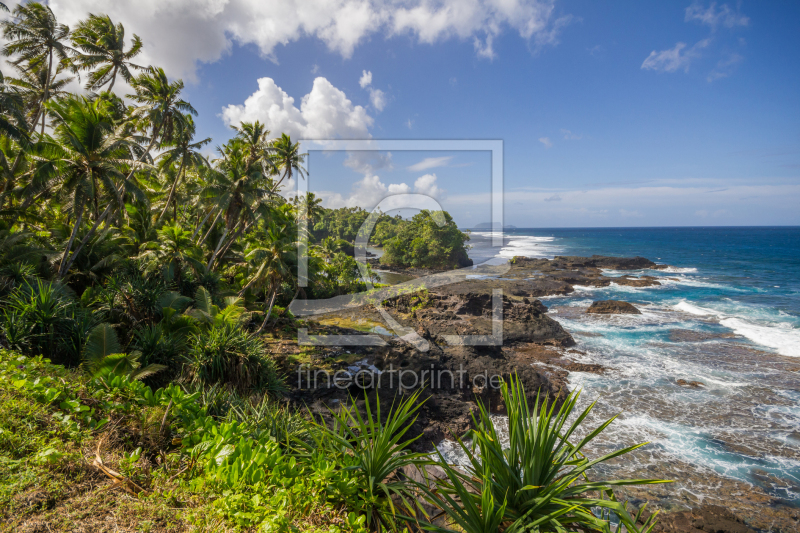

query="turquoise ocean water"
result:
[450,227,800,506]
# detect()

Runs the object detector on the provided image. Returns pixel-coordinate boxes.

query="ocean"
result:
[443,227,800,512]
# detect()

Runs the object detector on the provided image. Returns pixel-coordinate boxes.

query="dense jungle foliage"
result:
[311,207,472,270]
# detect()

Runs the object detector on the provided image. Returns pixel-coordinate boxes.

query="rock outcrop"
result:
[587,300,642,314]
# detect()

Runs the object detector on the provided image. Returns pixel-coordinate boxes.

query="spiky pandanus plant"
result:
[418,376,667,533]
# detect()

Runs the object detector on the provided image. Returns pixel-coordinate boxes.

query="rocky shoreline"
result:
[279,254,798,533]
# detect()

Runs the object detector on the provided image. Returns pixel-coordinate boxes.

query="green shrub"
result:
[419,375,667,533]
[186,323,283,393]
[300,390,431,531]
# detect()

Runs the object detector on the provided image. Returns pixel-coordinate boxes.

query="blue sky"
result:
[49,0,800,227]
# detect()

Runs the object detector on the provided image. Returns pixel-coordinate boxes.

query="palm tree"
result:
[293,191,323,224]
[137,224,203,287]
[231,120,275,172]
[71,14,143,92]
[1,2,75,134]
[34,95,135,278]
[0,70,27,142]
[128,67,195,150]
[7,62,74,133]
[239,224,296,333]
[60,67,194,275]
[202,139,272,270]
[155,116,210,225]
[270,133,307,192]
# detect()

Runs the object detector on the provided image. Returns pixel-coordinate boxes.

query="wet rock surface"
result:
[638,505,755,533]
[669,329,739,342]
[587,299,642,314]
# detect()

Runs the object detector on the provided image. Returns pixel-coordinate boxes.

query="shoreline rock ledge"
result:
[587,299,642,314]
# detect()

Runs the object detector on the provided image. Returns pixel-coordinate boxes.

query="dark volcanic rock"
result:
[639,504,755,533]
[386,290,575,347]
[587,300,642,315]
[676,379,705,388]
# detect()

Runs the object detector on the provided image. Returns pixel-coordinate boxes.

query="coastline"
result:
[314,232,800,531]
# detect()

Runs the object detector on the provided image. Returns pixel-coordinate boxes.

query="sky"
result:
[35,0,800,227]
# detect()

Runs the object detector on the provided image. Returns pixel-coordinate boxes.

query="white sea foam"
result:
[719,317,800,357]
[674,301,717,316]
[471,232,563,260]
[661,266,699,274]
[674,301,800,357]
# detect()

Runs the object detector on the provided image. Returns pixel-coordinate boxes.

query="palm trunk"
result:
[256,287,278,334]
[58,202,83,277]
[206,226,229,270]
[214,221,248,266]
[107,66,117,92]
[238,271,259,296]
[192,209,214,239]
[156,156,186,225]
[41,50,53,136]
[198,210,222,245]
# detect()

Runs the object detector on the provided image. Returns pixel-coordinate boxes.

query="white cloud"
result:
[320,174,411,210]
[685,2,749,29]
[414,173,444,198]
[641,39,710,73]
[358,70,387,112]
[407,156,452,172]
[538,137,553,148]
[406,119,414,129]
[474,34,496,60]
[318,171,445,210]
[369,88,387,112]
[561,129,581,140]
[359,70,373,88]
[544,194,561,202]
[220,77,373,139]
[48,0,569,81]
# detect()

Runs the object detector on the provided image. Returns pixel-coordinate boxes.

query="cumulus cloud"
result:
[319,171,445,210]
[220,77,373,139]
[641,39,710,73]
[358,70,388,112]
[321,174,411,209]
[359,70,373,88]
[48,0,569,80]
[538,137,553,148]
[414,173,444,198]
[685,2,749,29]
[561,129,581,140]
[407,156,452,172]
[369,88,387,112]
